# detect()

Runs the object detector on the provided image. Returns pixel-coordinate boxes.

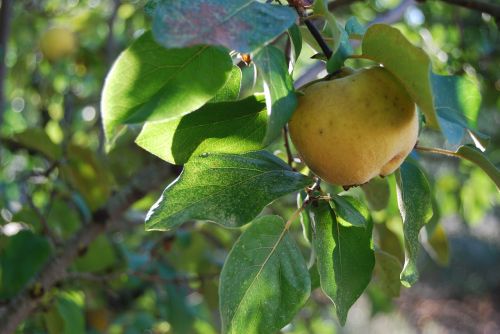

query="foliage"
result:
[0,0,499,333]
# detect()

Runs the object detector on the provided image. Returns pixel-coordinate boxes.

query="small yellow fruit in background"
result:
[40,27,77,61]
[289,67,418,186]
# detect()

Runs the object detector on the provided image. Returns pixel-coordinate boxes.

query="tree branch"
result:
[286,0,333,59]
[0,162,172,334]
[328,0,362,11]
[0,0,13,128]
[436,0,500,20]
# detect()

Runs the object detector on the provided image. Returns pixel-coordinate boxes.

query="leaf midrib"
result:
[150,168,300,228]
[229,224,288,331]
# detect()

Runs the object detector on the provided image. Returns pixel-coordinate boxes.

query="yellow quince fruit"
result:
[289,67,418,186]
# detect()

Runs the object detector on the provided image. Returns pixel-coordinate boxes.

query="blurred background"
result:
[0,0,499,333]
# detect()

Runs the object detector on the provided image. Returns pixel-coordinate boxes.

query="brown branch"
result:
[21,184,62,246]
[286,0,333,59]
[328,0,362,11]
[67,271,220,285]
[0,0,12,128]
[304,19,333,59]
[0,162,172,334]
[436,0,500,20]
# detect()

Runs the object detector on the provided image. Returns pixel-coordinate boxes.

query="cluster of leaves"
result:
[99,0,499,332]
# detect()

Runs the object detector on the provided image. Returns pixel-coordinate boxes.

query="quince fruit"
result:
[40,27,77,61]
[289,67,418,186]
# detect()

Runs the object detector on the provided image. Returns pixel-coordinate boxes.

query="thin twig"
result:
[304,19,333,59]
[415,145,461,158]
[286,0,333,59]
[22,184,62,246]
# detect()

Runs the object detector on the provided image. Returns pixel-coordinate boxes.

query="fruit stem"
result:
[415,145,461,158]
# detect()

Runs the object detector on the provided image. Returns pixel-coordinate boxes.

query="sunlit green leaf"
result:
[209,66,243,103]
[220,216,310,334]
[101,31,232,143]
[136,96,267,164]
[145,151,312,231]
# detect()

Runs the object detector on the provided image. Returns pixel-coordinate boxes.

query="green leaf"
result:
[395,160,433,287]
[158,265,196,334]
[219,216,310,334]
[361,177,390,211]
[288,24,302,68]
[313,0,343,54]
[44,291,85,334]
[73,235,117,273]
[326,31,353,74]
[362,24,440,130]
[373,250,402,298]
[424,224,450,266]
[145,151,312,231]
[47,199,81,238]
[101,31,232,143]
[431,73,484,147]
[0,231,51,299]
[210,66,243,103]
[135,96,267,165]
[455,145,500,190]
[311,201,375,325]
[2,128,62,160]
[331,195,367,227]
[152,0,297,54]
[254,46,297,144]
[345,17,366,38]
[60,144,112,210]
[376,223,404,264]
